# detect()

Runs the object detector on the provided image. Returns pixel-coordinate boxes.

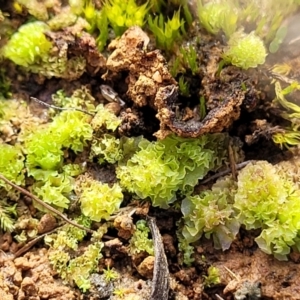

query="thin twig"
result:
[13,226,62,258]
[30,97,94,116]
[200,160,255,185]
[0,173,94,234]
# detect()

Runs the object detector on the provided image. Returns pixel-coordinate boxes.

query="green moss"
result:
[0,144,25,190]
[272,81,300,147]
[25,110,92,176]
[203,266,220,287]
[179,45,200,75]
[3,21,52,67]
[52,87,96,112]
[234,161,300,260]
[198,0,238,38]
[103,267,119,282]
[129,220,154,255]
[78,178,123,221]
[33,174,74,211]
[117,134,227,208]
[178,76,190,97]
[90,134,123,164]
[91,104,121,132]
[182,176,239,250]
[104,0,149,36]
[67,242,103,291]
[25,128,63,172]
[148,10,185,52]
[46,218,103,291]
[0,201,17,232]
[180,159,300,260]
[177,233,195,266]
[223,31,267,69]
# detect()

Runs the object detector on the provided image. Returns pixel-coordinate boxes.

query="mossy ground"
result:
[1,1,300,299]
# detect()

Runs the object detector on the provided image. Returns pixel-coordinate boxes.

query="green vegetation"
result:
[129,220,154,255]
[0,201,17,232]
[90,134,123,164]
[91,104,122,132]
[179,45,200,75]
[198,0,238,38]
[182,160,300,261]
[234,161,300,260]
[178,76,190,97]
[46,217,105,291]
[103,267,119,282]
[223,31,267,69]
[177,233,195,265]
[182,175,239,250]
[148,10,185,52]
[117,134,227,208]
[1,2,300,295]
[3,21,52,67]
[203,266,220,287]
[104,0,149,36]
[78,178,123,221]
[272,81,300,147]
[0,144,25,189]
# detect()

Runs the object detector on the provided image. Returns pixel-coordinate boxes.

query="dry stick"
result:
[30,97,94,116]
[147,216,169,300]
[13,226,62,258]
[0,173,94,234]
[200,160,255,185]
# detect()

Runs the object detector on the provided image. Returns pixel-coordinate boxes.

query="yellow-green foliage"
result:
[103,0,149,36]
[67,242,103,291]
[52,87,96,112]
[46,218,103,291]
[90,134,123,164]
[117,134,227,208]
[47,8,78,30]
[181,160,300,260]
[182,176,239,250]
[177,233,195,266]
[15,0,53,20]
[25,128,63,172]
[234,161,300,260]
[198,0,238,38]
[51,110,93,152]
[103,267,119,282]
[180,45,200,75]
[91,104,121,132]
[25,110,93,175]
[0,201,17,232]
[223,31,267,69]
[0,144,25,190]
[148,10,185,52]
[33,174,74,211]
[23,107,92,210]
[273,81,300,120]
[197,0,299,44]
[78,178,123,221]
[203,266,220,287]
[69,0,109,51]
[272,81,300,147]
[129,220,154,255]
[272,129,300,148]
[2,20,86,78]
[3,21,52,67]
